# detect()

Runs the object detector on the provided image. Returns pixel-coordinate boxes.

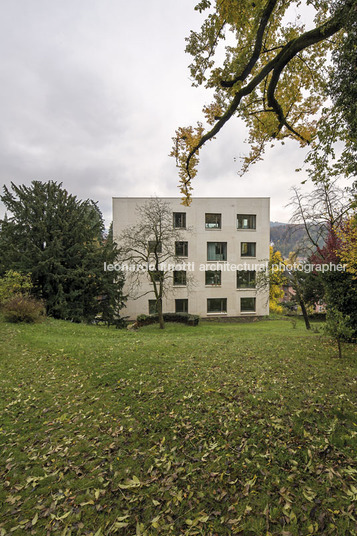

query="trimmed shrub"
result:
[2,295,46,323]
[136,312,199,327]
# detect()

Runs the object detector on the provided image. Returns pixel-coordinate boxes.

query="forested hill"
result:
[270,222,310,258]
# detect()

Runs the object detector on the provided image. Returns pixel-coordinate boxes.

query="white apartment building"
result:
[112,197,270,320]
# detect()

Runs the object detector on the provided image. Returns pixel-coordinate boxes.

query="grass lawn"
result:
[0,317,356,535]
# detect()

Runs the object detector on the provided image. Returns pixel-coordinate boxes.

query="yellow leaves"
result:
[118,475,141,489]
[335,216,357,277]
[109,516,130,531]
[268,246,286,313]
[185,512,210,526]
[203,102,223,125]
[170,123,206,205]
[172,0,347,197]
[302,487,317,502]
[345,484,357,501]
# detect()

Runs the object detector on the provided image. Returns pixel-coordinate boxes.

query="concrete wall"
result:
[112,197,270,319]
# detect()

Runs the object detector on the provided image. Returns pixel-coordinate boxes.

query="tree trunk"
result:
[157,297,165,329]
[299,298,311,330]
[337,338,342,359]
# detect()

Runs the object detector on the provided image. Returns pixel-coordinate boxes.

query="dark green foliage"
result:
[324,307,355,357]
[330,1,357,145]
[2,295,45,323]
[322,270,357,339]
[137,312,200,327]
[0,181,125,322]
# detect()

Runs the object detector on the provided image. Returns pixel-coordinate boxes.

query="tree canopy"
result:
[0,181,125,322]
[171,0,357,203]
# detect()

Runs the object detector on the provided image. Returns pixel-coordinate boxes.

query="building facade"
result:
[112,197,270,320]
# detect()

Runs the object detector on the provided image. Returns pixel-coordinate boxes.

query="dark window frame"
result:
[207,242,227,261]
[148,241,162,254]
[207,298,227,313]
[175,299,188,313]
[237,214,256,230]
[175,241,188,257]
[173,270,187,286]
[237,270,256,288]
[205,270,222,286]
[241,242,256,257]
[151,270,164,282]
[173,212,186,229]
[148,299,157,315]
[241,297,256,312]
[205,213,222,229]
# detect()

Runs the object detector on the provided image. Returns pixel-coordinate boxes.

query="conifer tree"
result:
[0,181,125,322]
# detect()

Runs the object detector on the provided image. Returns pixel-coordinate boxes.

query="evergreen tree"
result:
[0,181,125,322]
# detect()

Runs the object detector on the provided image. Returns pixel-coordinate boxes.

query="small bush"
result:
[0,270,33,304]
[136,312,199,327]
[2,295,46,323]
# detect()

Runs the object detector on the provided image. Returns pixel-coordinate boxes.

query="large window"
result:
[207,242,227,261]
[241,242,256,257]
[205,270,222,286]
[237,214,256,229]
[175,299,188,313]
[241,297,256,312]
[173,212,186,228]
[148,241,162,254]
[173,270,187,286]
[237,270,256,288]
[148,300,157,315]
[205,213,221,229]
[175,241,188,257]
[207,298,227,313]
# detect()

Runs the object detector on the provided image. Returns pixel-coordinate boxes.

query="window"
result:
[237,270,256,288]
[241,297,256,312]
[205,213,221,229]
[175,241,188,257]
[237,214,256,229]
[173,270,186,286]
[150,270,163,282]
[241,242,256,257]
[207,298,227,313]
[148,299,157,315]
[207,242,227,261]
[148,241,162,254]
[205,270,221,286]
[175,299,188,313]
[173,212,186,228]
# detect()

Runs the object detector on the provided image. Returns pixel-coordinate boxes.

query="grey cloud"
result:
[0,0,312,226]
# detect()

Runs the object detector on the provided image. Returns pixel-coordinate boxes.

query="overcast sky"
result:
[0,0,315,225]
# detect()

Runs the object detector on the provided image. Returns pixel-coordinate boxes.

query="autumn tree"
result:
[171,0,356,202]
[336,215,357,277]
[288,181,357,331]
[118,198,191,329]
[267,247,285,314]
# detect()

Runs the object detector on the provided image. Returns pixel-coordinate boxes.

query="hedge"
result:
[136,312,199,327]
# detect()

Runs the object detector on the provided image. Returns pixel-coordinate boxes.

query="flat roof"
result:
[112,196,270,200]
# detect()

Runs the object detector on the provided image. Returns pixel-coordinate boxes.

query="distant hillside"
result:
[270,222,317,258]
[270,221,287,228]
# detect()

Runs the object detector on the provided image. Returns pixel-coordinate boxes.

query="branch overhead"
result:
[171,0,356,203]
